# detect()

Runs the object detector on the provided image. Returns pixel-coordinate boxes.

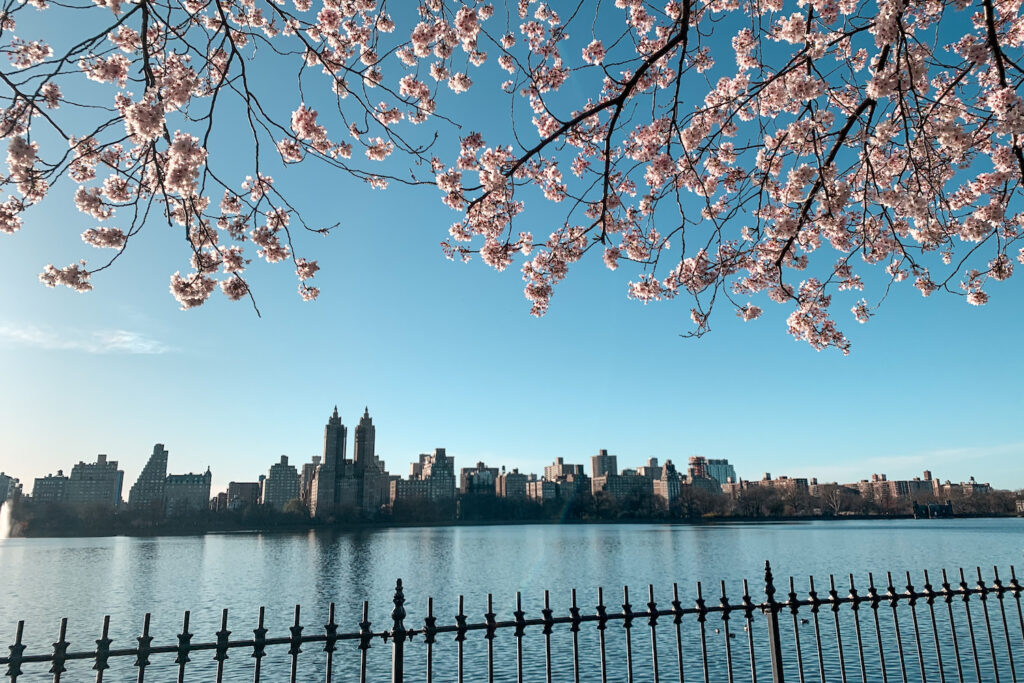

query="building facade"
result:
[311,407,392,517]
[495,468,529,498]
[299,456,321,507]
[757,474,810,495]
[227,481,262,509]
[544,458,584,482]
[653,460,683,506]
[636,458,662,480]
[591,470,653,500]
[165,469,212,515]
[542,458,590,501]
[705,459,737,485]
[32,471,68,503]
[128,444,169,510]
[687,456,709,480]
[0,472,22,503]
[262,456,300,509]
[525,478,557,502]
[65,455,123,507]
[460,462,499,495]
[591,450,618,478]
[390,448,456,504]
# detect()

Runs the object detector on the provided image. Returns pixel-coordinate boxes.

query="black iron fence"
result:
[3,562,1023,682]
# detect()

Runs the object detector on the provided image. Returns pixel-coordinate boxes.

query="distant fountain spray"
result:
[0,501,11,539]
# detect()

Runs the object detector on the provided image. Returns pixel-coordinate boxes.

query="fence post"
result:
[391,579,407,683]
[763,561,786,683]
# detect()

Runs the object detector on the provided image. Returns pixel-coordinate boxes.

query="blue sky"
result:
[1,3,1022,494]
[1,163,1022,493]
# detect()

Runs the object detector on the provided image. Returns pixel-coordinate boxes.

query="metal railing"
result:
[3,562,1023,682]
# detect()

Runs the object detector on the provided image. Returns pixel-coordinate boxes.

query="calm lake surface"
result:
[1,518,1023,681]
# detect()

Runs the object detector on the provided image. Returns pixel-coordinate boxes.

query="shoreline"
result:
[6,511,1019,540]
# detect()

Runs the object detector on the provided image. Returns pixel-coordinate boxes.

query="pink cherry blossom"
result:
[39,261,92,292]
[582,40,606,65]
[81,227,126,248]
[169,272,216,309]
[0,0,1020,342]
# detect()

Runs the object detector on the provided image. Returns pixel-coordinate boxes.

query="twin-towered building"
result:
[308,406,393,516]
[301,407,458,517]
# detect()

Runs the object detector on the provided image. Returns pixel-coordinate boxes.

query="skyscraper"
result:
[299,456,321,507]
[128,444,169,510]
[66,455,123,507]
[705,458,737,486]
[311,406,392,517]
[323,406,347,467]
[460,462,499,495]
[391,449,457,503]
[591,449,618,478]
[261,456,300,509]
[353,407,376,469]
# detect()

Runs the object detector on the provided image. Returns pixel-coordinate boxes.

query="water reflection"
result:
[0,518,1022,681]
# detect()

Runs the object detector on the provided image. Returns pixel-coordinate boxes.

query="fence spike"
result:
[325,602,337,683]
[6,621,26,681]
[94,615,112,680]
[136,612,153,677]
[49,617,68,682]
[175,610,191,683]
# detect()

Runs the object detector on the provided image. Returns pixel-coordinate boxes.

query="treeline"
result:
[6,486,1020,537]
[5,498,315,537]
[447,486,1020,523]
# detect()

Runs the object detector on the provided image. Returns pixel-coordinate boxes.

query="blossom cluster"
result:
[1,0,1022,351]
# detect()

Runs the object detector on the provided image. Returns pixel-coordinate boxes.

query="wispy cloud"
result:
[0,322,172,355]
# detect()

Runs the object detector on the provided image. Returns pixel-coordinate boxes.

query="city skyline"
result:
[3,404,1014,500]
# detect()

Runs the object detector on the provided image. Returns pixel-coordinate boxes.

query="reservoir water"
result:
[1,518,1022,681]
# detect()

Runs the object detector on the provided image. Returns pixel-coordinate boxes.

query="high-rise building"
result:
[311,407,349,515]
[591,449,618,478]
[311,407,392,516]
[32,471,68,503]
[0,472,22,503]
[591,469,653,500]
[65,455,123,507]
[542,457,590,501]
[544,457,584,481]
[526,478,557,502]
[637,457,662,480]
[128,444,169,510]
[687,456,709,479]
[353,409,376,467]
[653,460,682,505]
[460,462,499,495]
[390,448,456,503]
[495,468,529,498]
[262,456,300,509]
[165,469,212,515]
[299,456,321,507]
[227,481,262,509]
[705,459,737,485]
